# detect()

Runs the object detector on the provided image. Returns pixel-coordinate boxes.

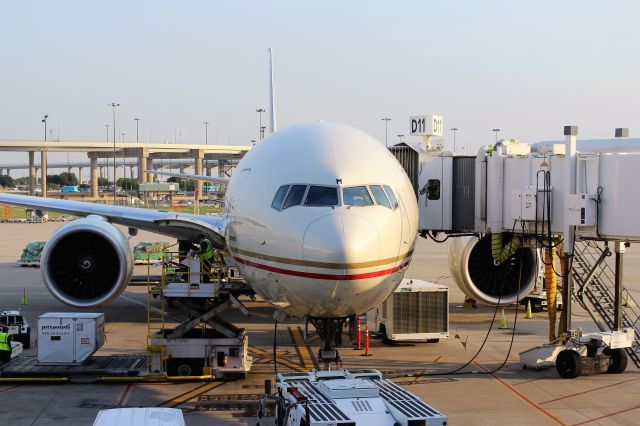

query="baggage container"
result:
[37,312,105,364]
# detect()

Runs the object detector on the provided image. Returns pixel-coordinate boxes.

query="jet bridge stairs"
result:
[571,241,640,368]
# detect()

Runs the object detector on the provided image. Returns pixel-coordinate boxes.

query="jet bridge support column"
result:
[90,157,99,198]
[28,152,36,196]
[561,125,577,334]
[614,242,625,330]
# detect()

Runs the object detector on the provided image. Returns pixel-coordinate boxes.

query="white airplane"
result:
[0,49,418,355]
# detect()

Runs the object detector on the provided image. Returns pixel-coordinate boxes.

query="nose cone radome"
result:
[303,213,380,270]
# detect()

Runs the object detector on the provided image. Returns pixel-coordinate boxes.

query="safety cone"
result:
[525,300,533,319]
[21,288,28,305]
[498,309,508,329]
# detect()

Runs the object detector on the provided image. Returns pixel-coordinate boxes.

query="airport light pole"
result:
[492,128,500,143]
[256,108,266,140]
[450,127,458,153]
[134,118,140,143]
[42,115,48,141]
[105,124,109,142]
[109,102,120,203]
[204,121,209,145]
[381,117,391,147]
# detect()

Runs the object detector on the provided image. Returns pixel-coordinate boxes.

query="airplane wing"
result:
[0,193,226,248]
[147,170,229,184]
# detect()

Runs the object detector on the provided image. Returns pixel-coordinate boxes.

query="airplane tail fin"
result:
[269,47,277,133]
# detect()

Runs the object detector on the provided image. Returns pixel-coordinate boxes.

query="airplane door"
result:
[418,157,452,231]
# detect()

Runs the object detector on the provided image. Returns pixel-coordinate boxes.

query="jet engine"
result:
[449,235,540,305]
[41,215,134,308]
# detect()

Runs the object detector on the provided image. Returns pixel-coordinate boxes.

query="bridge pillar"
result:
[146,158,154,182]
[28,152,36,196]
[193,149,204,199]
[138,152,148,184]
[78,167,84,184]
[40,151,48,198]
[90,158,99,198]
[0,168,4,176]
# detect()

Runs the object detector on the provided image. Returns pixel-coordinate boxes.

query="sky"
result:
[1,0,640,171]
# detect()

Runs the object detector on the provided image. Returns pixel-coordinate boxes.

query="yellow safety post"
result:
[525,300,533,319]
[498,309,507,329]
[545,246,557,342]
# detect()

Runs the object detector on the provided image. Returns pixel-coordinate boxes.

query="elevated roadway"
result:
[0,140,250,198]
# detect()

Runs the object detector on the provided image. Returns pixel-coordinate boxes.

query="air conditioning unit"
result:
[367,279,449,342]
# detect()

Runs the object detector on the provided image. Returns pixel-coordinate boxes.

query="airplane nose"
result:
[303,213,380,269]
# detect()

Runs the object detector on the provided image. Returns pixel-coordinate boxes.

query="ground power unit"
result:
[367,279,449,342]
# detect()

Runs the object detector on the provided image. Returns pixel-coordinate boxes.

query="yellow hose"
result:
[545,246,557,342]
[557,241,566,338]
[491,233,522,264]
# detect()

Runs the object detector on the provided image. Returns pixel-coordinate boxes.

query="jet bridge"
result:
[399,124,640,375]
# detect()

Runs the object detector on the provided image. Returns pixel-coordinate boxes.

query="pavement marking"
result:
[116,383,133,407]
[513,377,547,386]
[159,381,225,408]
[473,362,567,426]
[289,326,317,369]
[572,403,640,425]
[0,385,20,394]
[539,376,640,405]
[433,355,443,362]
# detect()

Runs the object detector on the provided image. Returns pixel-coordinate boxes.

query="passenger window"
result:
[271,185,290,210]
[427,179,441,200]
[283,185,307,209]
[383,186,398,209]
[343,186,373,206]
[369,185,391,208]
[304,186,338,206]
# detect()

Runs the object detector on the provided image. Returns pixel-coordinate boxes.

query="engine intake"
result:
[449,235,540,305]
[41,216,133,308]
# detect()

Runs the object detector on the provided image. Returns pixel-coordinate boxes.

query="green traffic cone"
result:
[21,288,28,305]
[498,309,508,329]
[525,300,533,319]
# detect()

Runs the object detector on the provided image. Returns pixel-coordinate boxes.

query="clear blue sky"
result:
[1,0,639,169]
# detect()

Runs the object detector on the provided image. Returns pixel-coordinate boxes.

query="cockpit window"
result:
[343,186,374,206]
[271,185,290,210]
[304,186,338,206]
[369,185,391,208]
[383,185,398,209]
[283,185,307,209]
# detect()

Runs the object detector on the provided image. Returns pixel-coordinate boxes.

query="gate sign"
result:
[410,115,443,137]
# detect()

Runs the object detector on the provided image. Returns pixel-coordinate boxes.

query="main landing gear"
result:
[309,317,346,370]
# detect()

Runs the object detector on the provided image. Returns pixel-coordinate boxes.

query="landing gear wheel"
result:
[176,363,193,376]
[604,348,628,374]
[556,350,582,379]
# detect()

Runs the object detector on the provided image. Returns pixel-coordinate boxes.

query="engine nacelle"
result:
[41,216,134,308]
[449,235,541,305]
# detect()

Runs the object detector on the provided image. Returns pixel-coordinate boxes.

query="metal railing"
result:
[571,241,640,367]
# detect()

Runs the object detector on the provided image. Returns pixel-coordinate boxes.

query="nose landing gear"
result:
[309,317,345,370]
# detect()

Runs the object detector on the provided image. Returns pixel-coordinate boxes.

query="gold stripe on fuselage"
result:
[228,245,413,270]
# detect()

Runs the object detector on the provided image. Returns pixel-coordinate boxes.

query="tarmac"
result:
[0,221,639,425]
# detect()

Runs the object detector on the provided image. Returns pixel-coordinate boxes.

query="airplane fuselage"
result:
[222,122,418,317]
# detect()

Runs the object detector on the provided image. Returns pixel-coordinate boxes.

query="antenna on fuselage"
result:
[268,47,277,133]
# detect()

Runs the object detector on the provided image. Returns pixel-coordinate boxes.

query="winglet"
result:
[269,47,277,133]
